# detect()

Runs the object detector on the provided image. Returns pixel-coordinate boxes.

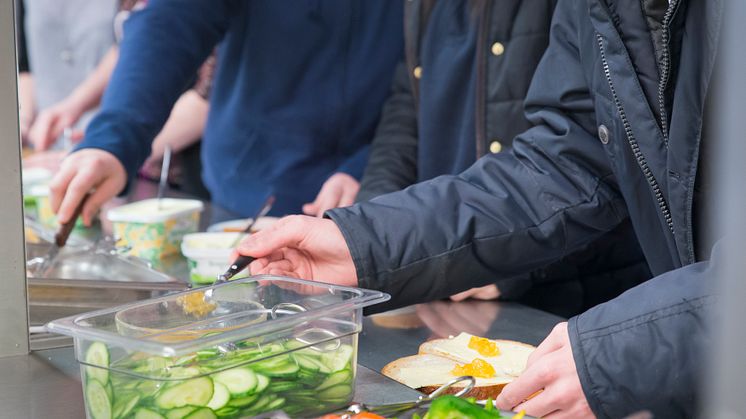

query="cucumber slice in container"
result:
[226,393,258,408]
[183,407,217,419]
[155,377,213,409]
[253,374,270,394]
[134,408,166,419]
[213,367,257,397]
[292,354,320,372]
[214,406,239,418]
[85,342,110,385]
[112,393,139,419]
[316,369,352,391]
[322,344,354,372]
[318,384,353,400]
[206,381,230,410]
[165,406,198,419]
[85,379,112,419]
[256,362,299,378]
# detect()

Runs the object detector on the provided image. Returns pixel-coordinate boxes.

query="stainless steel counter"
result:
[0,299,563,418]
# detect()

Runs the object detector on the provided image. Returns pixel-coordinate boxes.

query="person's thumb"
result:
[302,202,318,216]
[236,215,308,258]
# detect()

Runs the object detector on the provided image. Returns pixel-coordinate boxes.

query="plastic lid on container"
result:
[181,232,245,260]
[46,275,390,357]
[107,198,204,223]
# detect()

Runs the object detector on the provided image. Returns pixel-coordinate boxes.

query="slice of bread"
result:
[381,333,535,399]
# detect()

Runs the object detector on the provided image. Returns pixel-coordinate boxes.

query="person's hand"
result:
[450,284,501,302]
[49,149,127,226]
[415,300,500,339]
[303,173,360,217]
[496,323,594,419]
[23,150,68,173]
[236,215,358,288]
[28,100,84,151]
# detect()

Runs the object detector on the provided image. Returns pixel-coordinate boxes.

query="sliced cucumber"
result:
[136,380,162,399]
[316,369,352,391]
[212,367,257,396]
[135,408,166,419]
[267,381,301,393]
[265,397,286,411]
[256,362,299,378]
[86,379,112,419]
[247,394,274,412]
[322,344,354,372]
[85,342,111,385]
[251,354,290,370]
[112,393,139,419]
[318,384,353,400]
[292,354,319,372]
[214,406,239,418]
[165,406,198,419]
[105,381,114,403]
[226,393,258,408]
[253,374,270,394]
[206,381,230,410]
[168,366,201,379]
[183,407,217,419]
[155,377,213,409]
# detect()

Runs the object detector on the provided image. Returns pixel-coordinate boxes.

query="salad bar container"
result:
[46,276,389,419]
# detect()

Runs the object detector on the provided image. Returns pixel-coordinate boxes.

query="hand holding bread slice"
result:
[382,333,535,400]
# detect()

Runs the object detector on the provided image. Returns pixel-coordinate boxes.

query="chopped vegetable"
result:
[427,395,503,419]
[82,340,356,418]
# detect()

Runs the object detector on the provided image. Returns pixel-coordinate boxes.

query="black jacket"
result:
[329,0,722,416]
[357,0,556,200]
[357,0,651,313]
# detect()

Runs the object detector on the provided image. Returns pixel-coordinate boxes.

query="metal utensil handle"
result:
[157,145,172,207]
[55,194,89,247]
[228,195,276,249]
[428,375,476,399]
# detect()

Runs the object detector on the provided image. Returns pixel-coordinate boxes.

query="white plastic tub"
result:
[107,198,204,260]
[181,232,247,285]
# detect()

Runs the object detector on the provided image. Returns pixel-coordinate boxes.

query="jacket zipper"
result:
[656,0,681,146]
[596,33,675,235]
[474,0,491,159]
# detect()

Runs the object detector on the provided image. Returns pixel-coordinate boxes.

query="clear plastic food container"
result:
[46,276,389,419]
[181,232,248,285]
[107,198,204,261]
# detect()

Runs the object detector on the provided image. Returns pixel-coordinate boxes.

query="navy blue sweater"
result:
[78,0,403,216]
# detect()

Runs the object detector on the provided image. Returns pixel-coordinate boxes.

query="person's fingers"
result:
[29,114,54,151]
[71,129,85,143]
[313,187,343,217]
[56,166,103,224]
[338,182,359,208]
[526,322,567,368]
[48,163,78,213]
[237,215,309,258]
[496,352,560,410]
[512,387,560,418]
[302,203,318,216]
[80,174,124,226]
[473,285,501,300]
[450,289,476,302]
[249,257,270,275]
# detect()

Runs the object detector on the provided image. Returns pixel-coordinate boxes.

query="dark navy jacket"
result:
[358,0,556,200]
[329,0,722,416]
[77,0,403,216]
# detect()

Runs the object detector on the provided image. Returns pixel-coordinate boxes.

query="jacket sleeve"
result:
[326,0,629,311]
[355,62,419,202]
[335,144,370,181]
[75,0,238,178]
[569,249,717,418]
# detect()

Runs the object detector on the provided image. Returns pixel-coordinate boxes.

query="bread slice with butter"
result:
[382,333,535,399]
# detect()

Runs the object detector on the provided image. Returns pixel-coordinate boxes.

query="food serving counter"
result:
[0,299,562,418]
[12,179,564,418]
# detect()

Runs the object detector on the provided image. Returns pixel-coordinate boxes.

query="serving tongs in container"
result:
[339,376,476,418]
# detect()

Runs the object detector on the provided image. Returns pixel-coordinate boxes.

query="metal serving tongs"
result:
[340,376,476,418]
[204,195,275,299]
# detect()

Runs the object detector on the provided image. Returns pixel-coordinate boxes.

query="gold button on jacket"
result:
[491,42,505,56]
[490,141,502,153]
